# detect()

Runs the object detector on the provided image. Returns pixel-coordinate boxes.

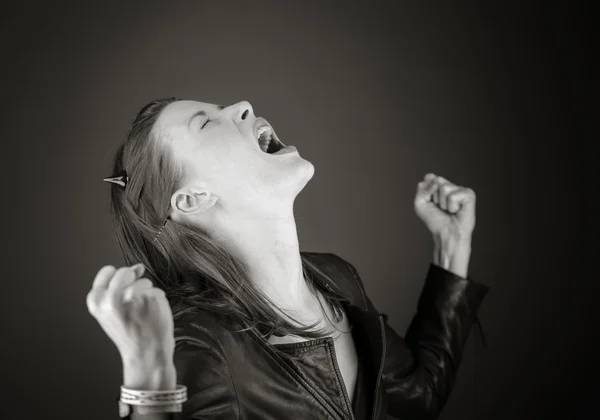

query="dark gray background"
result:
[2,2,591,419]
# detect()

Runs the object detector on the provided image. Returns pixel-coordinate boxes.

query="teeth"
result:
[258,134,271,153]
[257,124,274,153]
[257,125,272,137]
[259,137,271,152]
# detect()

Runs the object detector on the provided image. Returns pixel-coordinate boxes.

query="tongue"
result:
[273,145,296,155]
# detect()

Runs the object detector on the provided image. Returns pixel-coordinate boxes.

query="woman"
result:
[87,98,490,420]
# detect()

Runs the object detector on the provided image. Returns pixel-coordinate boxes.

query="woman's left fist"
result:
[414,173,476,243]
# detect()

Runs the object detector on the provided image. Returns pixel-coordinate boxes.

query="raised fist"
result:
[86,264,175,366]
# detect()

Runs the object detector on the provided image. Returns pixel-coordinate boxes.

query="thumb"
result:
[131,263,146,279]
[415,178,439,203]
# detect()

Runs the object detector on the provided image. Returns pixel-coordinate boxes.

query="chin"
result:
[293,156,315,184]
[276,157,315,197]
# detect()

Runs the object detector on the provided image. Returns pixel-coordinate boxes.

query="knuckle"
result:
[86,297,97,314]
[93,265,116,285]
[114,266,131,277]
[100,297,117,312]
[86,291,96,306]
[114,266,135,283]
[149,288,166,300]
[139,278,153,287]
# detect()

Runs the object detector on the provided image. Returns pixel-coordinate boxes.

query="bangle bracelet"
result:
[120,384,187,406]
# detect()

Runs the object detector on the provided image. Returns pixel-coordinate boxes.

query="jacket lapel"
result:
[304,252,387,419]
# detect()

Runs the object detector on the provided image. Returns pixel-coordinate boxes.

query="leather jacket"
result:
[123,252,490,420]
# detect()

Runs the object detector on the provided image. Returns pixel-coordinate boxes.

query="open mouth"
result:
[255,124,285,154]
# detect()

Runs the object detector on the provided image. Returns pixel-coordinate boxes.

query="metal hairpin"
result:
[103,169,169,243]
[103,169,128,188]
[153,216,170,243]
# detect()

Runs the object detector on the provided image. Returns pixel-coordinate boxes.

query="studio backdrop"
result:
[2,2,589,420]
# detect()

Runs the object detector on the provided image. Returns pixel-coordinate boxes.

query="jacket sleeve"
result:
[126,322,240,420]
[344,259,490,420]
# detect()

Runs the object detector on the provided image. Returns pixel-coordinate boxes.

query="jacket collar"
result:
[301,252,369,312]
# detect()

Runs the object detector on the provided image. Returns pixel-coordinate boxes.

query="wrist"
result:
[122,360,177,391]
[433,234,471,278]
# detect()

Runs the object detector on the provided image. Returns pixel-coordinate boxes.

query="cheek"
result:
[201,143,264,185]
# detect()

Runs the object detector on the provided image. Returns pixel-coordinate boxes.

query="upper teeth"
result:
[257,125,274,152]
[257,125,272,137]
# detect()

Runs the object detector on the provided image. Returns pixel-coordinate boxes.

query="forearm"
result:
[384,260,489,418]
[432,234,471,278]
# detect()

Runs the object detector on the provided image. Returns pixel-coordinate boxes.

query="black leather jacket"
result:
[124,252,490,420]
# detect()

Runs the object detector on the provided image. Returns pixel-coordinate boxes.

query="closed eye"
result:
[201,119,211,129]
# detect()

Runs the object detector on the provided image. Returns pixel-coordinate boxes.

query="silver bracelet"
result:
[118,385,187,418]
[120,384,187,406]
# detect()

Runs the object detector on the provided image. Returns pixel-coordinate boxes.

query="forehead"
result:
[157,100,221,129]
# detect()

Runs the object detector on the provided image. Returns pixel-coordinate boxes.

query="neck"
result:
[210,209,313,312]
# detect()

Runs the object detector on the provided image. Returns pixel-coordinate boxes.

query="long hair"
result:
[108,97,346,340]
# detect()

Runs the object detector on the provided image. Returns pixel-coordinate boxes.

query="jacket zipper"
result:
[371,315,386,420]
[327,338,356,420]
[251,332,344,420]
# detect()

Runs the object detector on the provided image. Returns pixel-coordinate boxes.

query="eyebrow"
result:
[187,105,225,128]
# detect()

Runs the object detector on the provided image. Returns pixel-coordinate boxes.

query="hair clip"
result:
[103,169,128,188]
[153,216,170,243]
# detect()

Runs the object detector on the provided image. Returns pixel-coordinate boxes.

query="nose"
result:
[227,101,254,123]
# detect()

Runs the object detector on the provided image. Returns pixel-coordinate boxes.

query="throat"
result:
[269,289,345,344]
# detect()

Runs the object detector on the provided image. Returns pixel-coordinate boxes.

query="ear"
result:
[170,187,218,215]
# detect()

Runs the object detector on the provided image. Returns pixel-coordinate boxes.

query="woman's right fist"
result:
[86,264,175,365]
